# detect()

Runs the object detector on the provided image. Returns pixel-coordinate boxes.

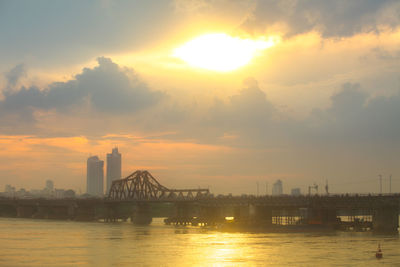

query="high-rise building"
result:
[87,156,104,196]
[291,188,301,196]
[272,179,283,196]
[45,180,54,191]
[106,147,121,193]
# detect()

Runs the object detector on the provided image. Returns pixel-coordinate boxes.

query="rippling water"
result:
[1,217,399,266]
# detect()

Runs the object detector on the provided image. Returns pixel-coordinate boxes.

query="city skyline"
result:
[0,1,399,195]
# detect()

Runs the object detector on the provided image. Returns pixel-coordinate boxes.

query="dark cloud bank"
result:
[2,57,163,113]
[0,57,165,134]
[1,58,400,148]
[241,0,400,37]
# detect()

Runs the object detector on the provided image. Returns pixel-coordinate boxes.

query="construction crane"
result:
[308,183,318,195]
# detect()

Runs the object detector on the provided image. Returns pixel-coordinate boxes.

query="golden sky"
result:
[1,0,400,194]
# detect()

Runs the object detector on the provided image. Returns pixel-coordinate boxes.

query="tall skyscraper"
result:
[272,179,283,196]
[87,156,104,196]
[106,147,121,193]
[45,180,54,191]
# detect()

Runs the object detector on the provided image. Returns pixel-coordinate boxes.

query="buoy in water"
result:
[376,243,383,259]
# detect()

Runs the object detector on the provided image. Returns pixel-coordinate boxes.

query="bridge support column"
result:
[0,203,17,217]
[67,204,76,220]
[320,209,337,226]
[306,208,337,225]
[48,206,70,220]
[299,208,337,231]
[252,205,272,225]
[373,207,399,234]
[234,205,250,222]
[199,206,224,225]
[131,203,152,225]
[17,206,36,218]
[174,202,195,225]
[33,206,49,219]
[74,205,96,221]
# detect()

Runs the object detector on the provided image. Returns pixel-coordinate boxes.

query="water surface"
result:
[0,218,398,266]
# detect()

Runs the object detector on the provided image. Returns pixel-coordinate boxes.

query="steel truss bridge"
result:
[108,170,210,201]
[1,170,399,233]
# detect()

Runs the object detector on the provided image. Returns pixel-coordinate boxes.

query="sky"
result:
[1,0,400,195]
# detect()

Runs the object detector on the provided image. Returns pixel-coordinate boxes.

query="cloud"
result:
[189,80,400,149]
[172,0,400,37]
[240,0,400,37]
[2,57,400,150]
[0,57,165,134]
[328,83,367,118]
[156,77,280,147]
[209,78,275,132]
[306,83,400,144]
[4,63,26,90]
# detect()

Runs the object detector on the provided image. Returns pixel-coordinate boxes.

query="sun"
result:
[172,33,279,72]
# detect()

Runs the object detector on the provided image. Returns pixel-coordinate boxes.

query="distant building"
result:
[55,189,65,199]
[106,147,121,194]
[291,188,301,196]
[46,180,54,191]
[87,156,104,196]
[4,185,16,197]
[272,179,283,196]
[15,188,28,198]
[64,189,76,198]
[30,189,43,196]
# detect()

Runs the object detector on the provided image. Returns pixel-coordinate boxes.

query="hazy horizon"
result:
[1,0,400,195]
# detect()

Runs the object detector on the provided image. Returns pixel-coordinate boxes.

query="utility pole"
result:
[265,181,268,196]
[378,174,382,194]
[325,180,329,195]
[256,181,259,196]
[389,174,392,194]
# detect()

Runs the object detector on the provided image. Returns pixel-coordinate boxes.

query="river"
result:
[1,217,399,266]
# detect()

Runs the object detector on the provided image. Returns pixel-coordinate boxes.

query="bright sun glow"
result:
[173,33,279,72]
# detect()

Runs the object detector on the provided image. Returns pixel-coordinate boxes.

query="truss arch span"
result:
[108,170,210,201]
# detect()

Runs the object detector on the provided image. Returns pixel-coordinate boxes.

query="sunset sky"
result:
[1,0,400,195]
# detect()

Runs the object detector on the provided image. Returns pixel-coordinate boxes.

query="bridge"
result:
[108,170,210,201]
[0,170,399,233]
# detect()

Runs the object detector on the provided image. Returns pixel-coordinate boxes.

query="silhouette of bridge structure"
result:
[108,170,210,201]
[0,170,399,233]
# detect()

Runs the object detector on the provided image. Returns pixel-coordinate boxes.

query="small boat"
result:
[376,243,383,259]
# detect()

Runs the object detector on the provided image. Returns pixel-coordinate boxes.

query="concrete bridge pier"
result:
[131,202,152,225]
[32,206,49,219]
[0,203,17,217]
[48,206,70,220]
[233,205,250,222]
[104,203,119,222]
[306,208,337,226]
[67,204,76,220]
[373,207,399,234]
[251,205,272,225]
[173,202,196,225]
[199,206,225,225]
[74,205,96,221]
[17,205,36,218]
